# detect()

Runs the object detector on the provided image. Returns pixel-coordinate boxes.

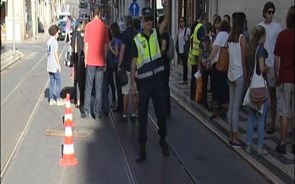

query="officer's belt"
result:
[137,65,165,80]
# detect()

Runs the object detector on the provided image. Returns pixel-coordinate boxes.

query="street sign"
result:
[130,2,140,17]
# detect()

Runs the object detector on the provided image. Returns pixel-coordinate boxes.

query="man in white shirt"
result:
[257,1,281,134]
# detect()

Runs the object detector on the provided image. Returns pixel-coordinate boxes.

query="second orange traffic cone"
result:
[59,125,77,166]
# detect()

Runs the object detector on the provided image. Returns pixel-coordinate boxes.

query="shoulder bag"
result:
[243,47,268,112]
[215,42,229,72]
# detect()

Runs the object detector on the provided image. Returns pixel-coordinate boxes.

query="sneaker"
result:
[81,113,89,120]
[258,147,268,156]
[245,145,251,154]
[276,143,286,154]
[56,99,65,106]
[95,115,102,120]
[49,100,56,106]
[120,116,128,123]
[130,115,136,123]
[230,141,245,148]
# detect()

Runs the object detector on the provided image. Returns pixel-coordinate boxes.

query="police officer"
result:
[130,0,170,163]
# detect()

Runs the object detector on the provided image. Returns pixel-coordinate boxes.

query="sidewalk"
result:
[1,32,49,71]
[0,46,22,71]
[169,64,294,184]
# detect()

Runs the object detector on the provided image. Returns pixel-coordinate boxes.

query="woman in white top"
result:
[227,12,249,148]
[176,17,190,84]
[206,20,231,117]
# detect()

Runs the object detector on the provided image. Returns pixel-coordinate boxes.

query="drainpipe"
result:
[12,0,15,55]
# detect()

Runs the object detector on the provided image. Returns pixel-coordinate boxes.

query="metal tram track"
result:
[0,45,68,181]
[108,105,198,184]
[147,114,199,184]
[109,110,138,184]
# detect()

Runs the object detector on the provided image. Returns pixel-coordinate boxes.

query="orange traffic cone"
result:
[64,93,74,127]
[59,125,77,166]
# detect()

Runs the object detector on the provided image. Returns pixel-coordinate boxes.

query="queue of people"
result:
[46,0,294,163]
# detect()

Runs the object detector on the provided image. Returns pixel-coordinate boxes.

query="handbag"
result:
[195,76,203,104]
[215,42,229,72]
[118,67,128,86]
[243,47,268,112]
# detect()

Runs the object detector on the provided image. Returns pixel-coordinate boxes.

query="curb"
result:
[170,78,286,184]
[1,50,23,71]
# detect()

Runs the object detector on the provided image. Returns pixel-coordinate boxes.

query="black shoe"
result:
[202,103,208,109]
[114,108,123,113]
[81,113,89,119]
[179,81,187,85]
[276,143,286,154]
[95,115,102,120]
[136,146,146,163]
[266,127,275,134]
[130,116,136,123]
[120,117,128,123]
[159,138,169,156]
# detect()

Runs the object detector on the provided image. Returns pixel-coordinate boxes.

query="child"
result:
[47,25,64,106]
[245,25,269,156]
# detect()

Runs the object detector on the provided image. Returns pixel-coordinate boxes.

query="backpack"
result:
[166,32,175,61]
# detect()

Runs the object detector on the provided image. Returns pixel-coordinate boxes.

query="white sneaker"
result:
[49,100,56,106]
[245,145,251,154]
[56,99,65,106]
[258,147,268,156]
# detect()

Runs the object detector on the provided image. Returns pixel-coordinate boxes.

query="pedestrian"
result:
[46,25,64,106]
[188,12,207,101]
[81,6,109,120]
[65,16,71,43]
[206,20,230,118]
[130,1,170,163]
[227,12,248,148]
[199,35,211,109]
[257,1,281,134]
[108,22,122,110]
[245,25,269,156]
[73,21,87,108]
[223,14,231,23]
[158,15,171,116]
[71,21,80,106]
[117,15,138,123]
[274,5,294,154]
[176,17,190,85]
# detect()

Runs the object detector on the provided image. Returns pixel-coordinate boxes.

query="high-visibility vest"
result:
[134,29,162,69]
[188,23,203,65]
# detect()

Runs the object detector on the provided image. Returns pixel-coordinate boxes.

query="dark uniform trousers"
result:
[137,72,167,145]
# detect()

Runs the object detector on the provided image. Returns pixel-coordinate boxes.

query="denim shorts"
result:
[276,83,294,117]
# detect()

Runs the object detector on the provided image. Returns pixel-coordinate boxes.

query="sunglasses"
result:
[144,16,153,22]
[267,10,275,15]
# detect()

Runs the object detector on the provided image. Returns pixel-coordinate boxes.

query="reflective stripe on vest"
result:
[134,29,162,69]
[191,23,203,56]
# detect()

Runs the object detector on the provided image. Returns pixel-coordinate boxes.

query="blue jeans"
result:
[83,66,104,117]
[247,102,268,146]
[48,71,61,101]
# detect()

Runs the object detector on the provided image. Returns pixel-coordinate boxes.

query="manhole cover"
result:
[44,125,94,138]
